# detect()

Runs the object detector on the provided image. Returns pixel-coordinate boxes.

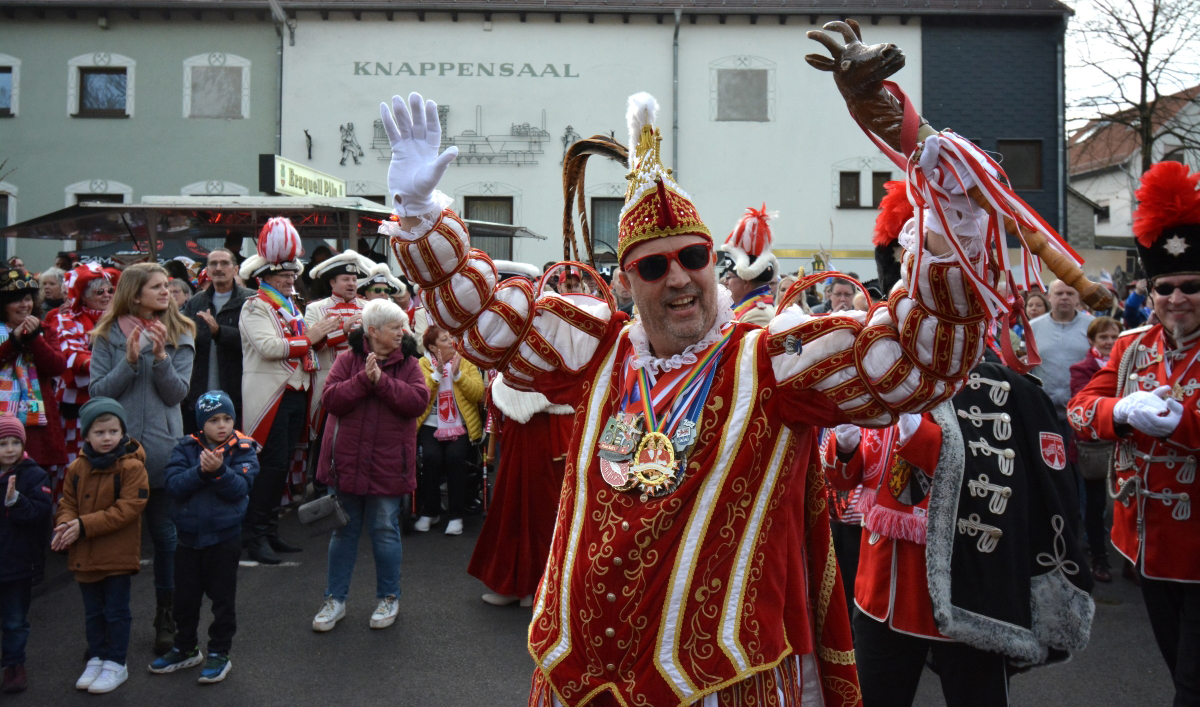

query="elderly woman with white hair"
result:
[311,299,428,633]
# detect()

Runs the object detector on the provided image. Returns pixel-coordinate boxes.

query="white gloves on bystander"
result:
[379,92,459,217]
[896,413,923,446]
[833,424,861,454]
[1114,385,1183,438]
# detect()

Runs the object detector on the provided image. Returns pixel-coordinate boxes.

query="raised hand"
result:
[365,352,382,384]
[379,92,459,216]
[126,327,143,365]
[5,475,16,505]
[197,310,219,335]
[200,448,224,474]
[145,322,168,361]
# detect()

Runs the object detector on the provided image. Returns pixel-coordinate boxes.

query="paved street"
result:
[21,513,1173,706]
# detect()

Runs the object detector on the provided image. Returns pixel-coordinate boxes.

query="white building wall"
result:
[281,12,922,277]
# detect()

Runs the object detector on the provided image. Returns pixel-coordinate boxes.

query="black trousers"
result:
[246,389,308,537]
[416,426,474,520]
[173,538,241,656]
[1082,477,1110,563]
[853,610,1010,707]
[1142,577,1200,706]
[831,521,862,612]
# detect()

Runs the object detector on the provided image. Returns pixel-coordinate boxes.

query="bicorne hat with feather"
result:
[240,217,305,280]
[719,205,779,283]
[1132,161,1200,280]
[873,180,913,295]
[310,250,373,284]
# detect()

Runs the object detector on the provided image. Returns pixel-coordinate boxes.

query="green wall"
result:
[0,11,279,268]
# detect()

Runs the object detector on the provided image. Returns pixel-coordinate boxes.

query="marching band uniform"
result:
[305,251,373,415]
[380,87,1014,706]
[1069,161,1200,705]
[826,355,1094,707]
[238,218,313,564]
[468,373,574,604]
[720,206,778,327]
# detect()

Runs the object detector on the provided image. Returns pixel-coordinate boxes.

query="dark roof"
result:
[0,0,1074,16]
[1068,84,1200,177]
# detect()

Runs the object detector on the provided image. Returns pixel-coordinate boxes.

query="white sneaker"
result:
[414,516,439,532]
[75,657,104,690]
[482,592,519,606]
[370,595,399,629]
[87,661,128,694]
[445,519,463,536]
[312,597,346,632]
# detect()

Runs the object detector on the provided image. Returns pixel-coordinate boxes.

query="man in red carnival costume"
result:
[376,20,1081,704]
[1070,161,1200,706]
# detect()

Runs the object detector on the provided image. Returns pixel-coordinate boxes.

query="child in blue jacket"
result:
[151,391,258,684]
[0,414,51,693]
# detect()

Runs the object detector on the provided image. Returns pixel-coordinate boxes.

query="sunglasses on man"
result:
[367,286,391,295]
[1152,280,1200,297]
[623,243,712,283]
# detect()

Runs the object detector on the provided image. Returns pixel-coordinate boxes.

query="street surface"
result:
[21,513,1172,706]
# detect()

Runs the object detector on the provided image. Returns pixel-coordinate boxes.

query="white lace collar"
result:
[628,287,735,375]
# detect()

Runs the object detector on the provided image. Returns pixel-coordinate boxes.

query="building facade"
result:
[2,0,1073,282]
[0,6,280,265]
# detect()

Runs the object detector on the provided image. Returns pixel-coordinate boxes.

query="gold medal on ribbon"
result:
[631,431,676,488]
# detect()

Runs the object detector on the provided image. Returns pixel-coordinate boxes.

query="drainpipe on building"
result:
[1057,20,1066,242]
[267,0,294,156]
[673,9,681,180]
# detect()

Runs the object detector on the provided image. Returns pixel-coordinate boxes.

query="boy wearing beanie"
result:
[53,397,149,694]
[152,391,258,683]
[0,414,52,694]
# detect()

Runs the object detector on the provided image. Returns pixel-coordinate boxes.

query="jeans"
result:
[246,390,308,538]
[79,575,132,666]
[174,538,241,656]
[144,490,176,599]
[0,579,32,667]
[1082,477,1110,564]
[1142,577,1200,706]
[325,491,403,603]
[417,426,474,520]
[853,609,1010,707]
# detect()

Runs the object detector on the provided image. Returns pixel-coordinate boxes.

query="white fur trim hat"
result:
[718,205,779,282]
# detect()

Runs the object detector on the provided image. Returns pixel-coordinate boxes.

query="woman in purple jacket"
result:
[310,299,428,633]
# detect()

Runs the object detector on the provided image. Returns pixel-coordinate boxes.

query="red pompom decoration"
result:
[873,181,914,247]
[1133,161,1200,249]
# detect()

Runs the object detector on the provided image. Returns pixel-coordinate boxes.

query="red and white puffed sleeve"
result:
[383,204,613,390]
[768,245,989,429]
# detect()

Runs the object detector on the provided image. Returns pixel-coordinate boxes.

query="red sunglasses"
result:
[623,243,713,283]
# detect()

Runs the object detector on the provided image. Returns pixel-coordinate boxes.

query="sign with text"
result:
[352,61,580,78]
[259,154,346,197]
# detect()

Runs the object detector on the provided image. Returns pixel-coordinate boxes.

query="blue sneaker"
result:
[149,648,202,674]
[197,653,231,684]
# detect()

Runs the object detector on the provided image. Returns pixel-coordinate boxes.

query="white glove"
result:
[833,424,861,454]
[896,413,923,446]
[1128,394,1183,438]
[1113,385,1171,425]
[379,93,459,217]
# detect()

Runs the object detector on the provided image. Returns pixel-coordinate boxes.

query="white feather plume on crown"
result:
[626,92,659,163]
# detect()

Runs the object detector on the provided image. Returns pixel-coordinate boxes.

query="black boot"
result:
[267,535,303,553]
[246,534,281,565]
[153,593,176,656]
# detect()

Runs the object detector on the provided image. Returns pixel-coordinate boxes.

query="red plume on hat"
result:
[257,217,302,263]
[873,181,914,247]
[241,217,305,280]
[1133,161,1200,248]
[719,204,779,281]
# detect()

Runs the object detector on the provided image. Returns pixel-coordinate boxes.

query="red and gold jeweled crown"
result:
[616,93,711,265]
